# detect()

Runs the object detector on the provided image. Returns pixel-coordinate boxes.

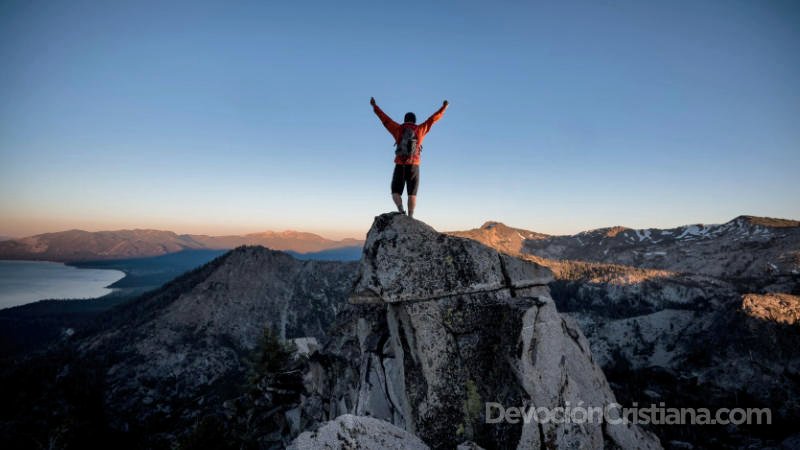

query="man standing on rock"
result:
[371,97,448,218]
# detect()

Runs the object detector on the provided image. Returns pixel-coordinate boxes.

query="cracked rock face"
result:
[304,213,661,449]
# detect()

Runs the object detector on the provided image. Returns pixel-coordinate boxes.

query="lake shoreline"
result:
[64,261,131,289]
[0,260,126,310]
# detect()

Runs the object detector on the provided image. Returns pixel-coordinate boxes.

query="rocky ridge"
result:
[295,213,661,449]
[450,216,800,447]
[74,246,357,442]
[521,215,800,281]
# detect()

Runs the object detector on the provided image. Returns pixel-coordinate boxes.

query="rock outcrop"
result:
[288,414,429,450]
[350,213,553,304]
[303,213,661,449]
[742,292,800,325]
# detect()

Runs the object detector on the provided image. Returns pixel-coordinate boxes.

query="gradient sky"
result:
[1,0,798,239]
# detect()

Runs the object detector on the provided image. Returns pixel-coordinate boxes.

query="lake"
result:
[0,260,126,310]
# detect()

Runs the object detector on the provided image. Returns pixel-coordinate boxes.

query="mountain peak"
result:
[479,220,504,229]
[447,220,548,256]
[602,226,630,237]
[732,215,800,228]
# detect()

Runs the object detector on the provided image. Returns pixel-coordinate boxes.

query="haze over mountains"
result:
[5,214,795,265]
[0,228,363,262]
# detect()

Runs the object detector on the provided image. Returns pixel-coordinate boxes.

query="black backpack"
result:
[395,124,419,158]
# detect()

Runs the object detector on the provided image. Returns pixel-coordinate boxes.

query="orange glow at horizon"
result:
[0,216,368,241]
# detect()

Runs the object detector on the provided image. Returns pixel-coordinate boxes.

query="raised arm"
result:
[416,100,448,136]
[371,97,400,139]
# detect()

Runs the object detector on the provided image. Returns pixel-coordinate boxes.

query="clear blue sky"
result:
[1,0,798,239]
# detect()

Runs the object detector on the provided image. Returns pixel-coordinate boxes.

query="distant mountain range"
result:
[0,228,364,262]
[451,215,800,280]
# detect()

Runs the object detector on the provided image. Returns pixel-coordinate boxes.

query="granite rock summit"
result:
[298,213,661,449]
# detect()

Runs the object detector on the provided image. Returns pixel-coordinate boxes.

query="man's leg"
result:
[390,165,406,214]
[392,193,405,213]
[406,165,420,218]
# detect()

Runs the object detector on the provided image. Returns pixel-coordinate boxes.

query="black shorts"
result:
[391,164,420,196]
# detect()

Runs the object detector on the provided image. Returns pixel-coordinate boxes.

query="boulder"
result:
[288,414,429,450]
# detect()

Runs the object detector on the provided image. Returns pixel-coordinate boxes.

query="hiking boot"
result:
[397,205,407,215]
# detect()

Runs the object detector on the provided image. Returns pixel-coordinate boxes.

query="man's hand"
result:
[370,97,376,106]
[443,100,449,107]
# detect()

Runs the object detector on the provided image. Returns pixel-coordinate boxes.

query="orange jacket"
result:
[373,103,448,165]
